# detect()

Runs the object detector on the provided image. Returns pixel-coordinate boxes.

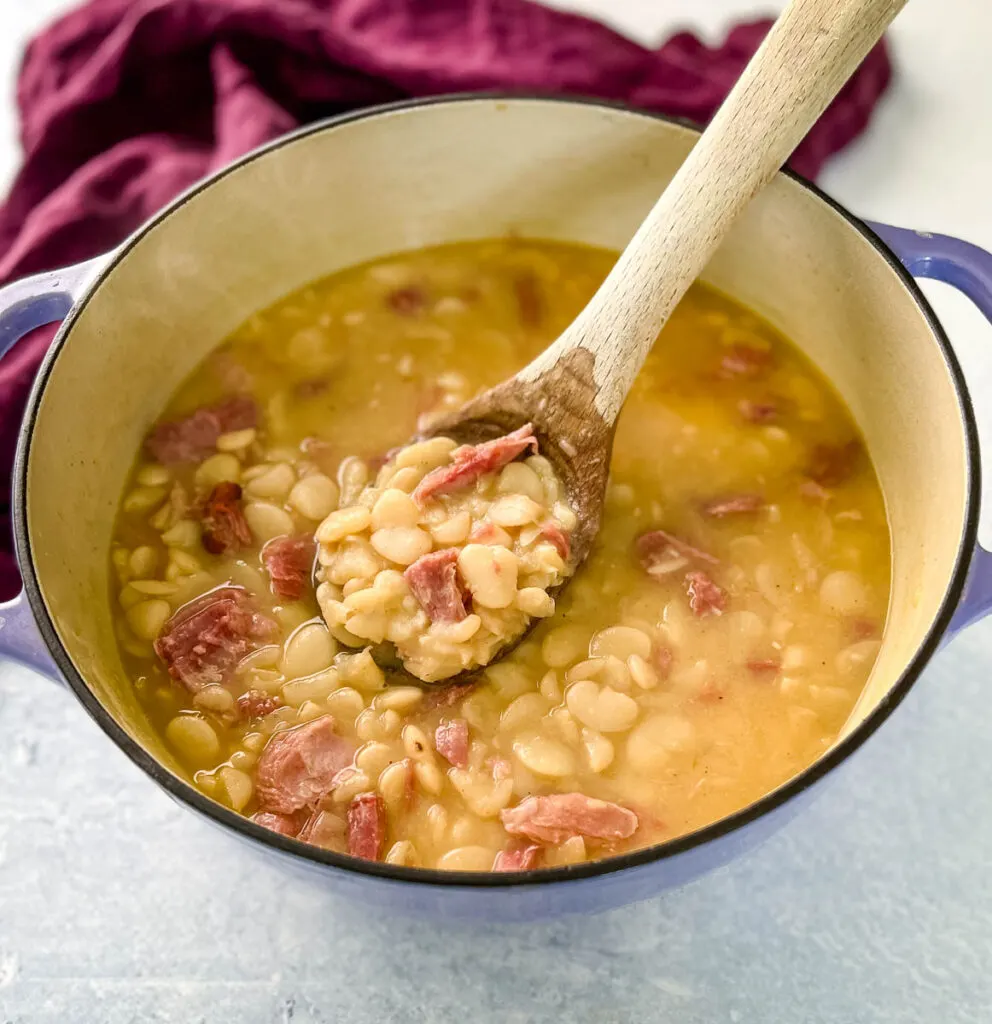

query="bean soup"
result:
[110,239,889,871]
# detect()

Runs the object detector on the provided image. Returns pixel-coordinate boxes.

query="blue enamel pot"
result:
[2,97,990,922]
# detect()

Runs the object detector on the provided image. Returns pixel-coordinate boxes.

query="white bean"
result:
[165,715,220,765]
[371,488,420,530]
[244,502,296,543]
[496,462,545,503]
[582,729,614,773]
[378,759,413,813]
[627,654,658,690]
[429,510,471,546]
[195,453,241,490]
[626,714,696,775]
[289,473,339,520]
[125,599,171,641]
[219,766,254,811]
[282,622,336,679]
[385,840,420,867]
[216,427,257,452]
[316,506,371,544]
[820,570,871,616]
[394,436,457,472]
[436,846,495,871]
[457,544,518,609]
[282,668,339,707]
[589,625,651,661]
[835,639,881,676]
[515,587,555,617]
[489,495,544,528]
[565,680,639,733]
[512,732,575,777]
[541,625,587,668]
[370,526,432,565]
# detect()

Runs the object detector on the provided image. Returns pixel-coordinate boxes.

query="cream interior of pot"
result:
[24,98,970,774]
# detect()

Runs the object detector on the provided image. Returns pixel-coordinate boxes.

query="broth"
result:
[109,239,889,870]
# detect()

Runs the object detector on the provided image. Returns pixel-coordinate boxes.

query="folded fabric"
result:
[0,0,893,598]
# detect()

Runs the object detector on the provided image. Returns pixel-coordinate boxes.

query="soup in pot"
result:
[109,239,889,871]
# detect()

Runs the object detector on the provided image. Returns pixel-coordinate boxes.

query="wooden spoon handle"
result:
[520,0,905,425]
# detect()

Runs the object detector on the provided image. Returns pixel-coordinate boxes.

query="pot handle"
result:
[867,221,992,632]
[0,255,110,680]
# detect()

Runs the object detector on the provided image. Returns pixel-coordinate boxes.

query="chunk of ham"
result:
[538,521,570,561]
[387,285,427,316]
[806,440,862,486]
[636,529,718,579]
[701,494,763,518]
[200,482,252,555]
[404,548,468,623]
[297,809,347,851]
[252,811,303,838]
[412,424,539,506]
[347,793,385,861]
[500,793,638,846]
[739,398,778,423]
[434,719,469,768]
[237,689,282,720]
[746,658,781,676]
[493,843,542,872]
[719,344,772,378]
[261,534,316,600]
[255,716,355,814]
[145,395,257,465]
[154,586,274,692]
[685,570,727,617]
[513,270,544,327]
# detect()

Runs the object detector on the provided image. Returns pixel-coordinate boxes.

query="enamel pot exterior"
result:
[1,97,989,922]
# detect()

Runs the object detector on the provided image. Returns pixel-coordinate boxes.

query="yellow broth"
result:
[109,239,889,870]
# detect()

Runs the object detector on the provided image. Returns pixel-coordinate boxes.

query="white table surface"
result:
[2,1,992,1021]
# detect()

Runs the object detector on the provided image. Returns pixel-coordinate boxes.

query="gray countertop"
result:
[3,624,992,1023]
[3,1,992,1021]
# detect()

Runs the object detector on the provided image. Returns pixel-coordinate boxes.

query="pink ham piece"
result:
[252,811,303,838]
[636,529,718,579]
[701,493,763,518]
[806,440,862,486]
[411,424,539,506]
[347,793,385,861]
[746,658,781,676]
[434,718,469,768]
[154,586,274,692]
[501,793,638,846]
[387,285,427,316]
[255,716,355,814]
[237,689,282,721]
[404,548,468,623]
[493,843,542,872]
[739,398,778,423]
[145,395,257,465]
[538,521,570,560]
[719,344,772,378]
[261,534,317,600]
[200,481,252,555]
[297,809,347,850]
[685,570,727,617]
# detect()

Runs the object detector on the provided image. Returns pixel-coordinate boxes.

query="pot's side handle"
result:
[0,255,111,682]
[868,221,992,634]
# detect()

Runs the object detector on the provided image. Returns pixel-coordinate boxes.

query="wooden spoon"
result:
[377,0,905,682]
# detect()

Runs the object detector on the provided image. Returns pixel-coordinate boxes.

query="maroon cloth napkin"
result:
[0,0,892,598]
